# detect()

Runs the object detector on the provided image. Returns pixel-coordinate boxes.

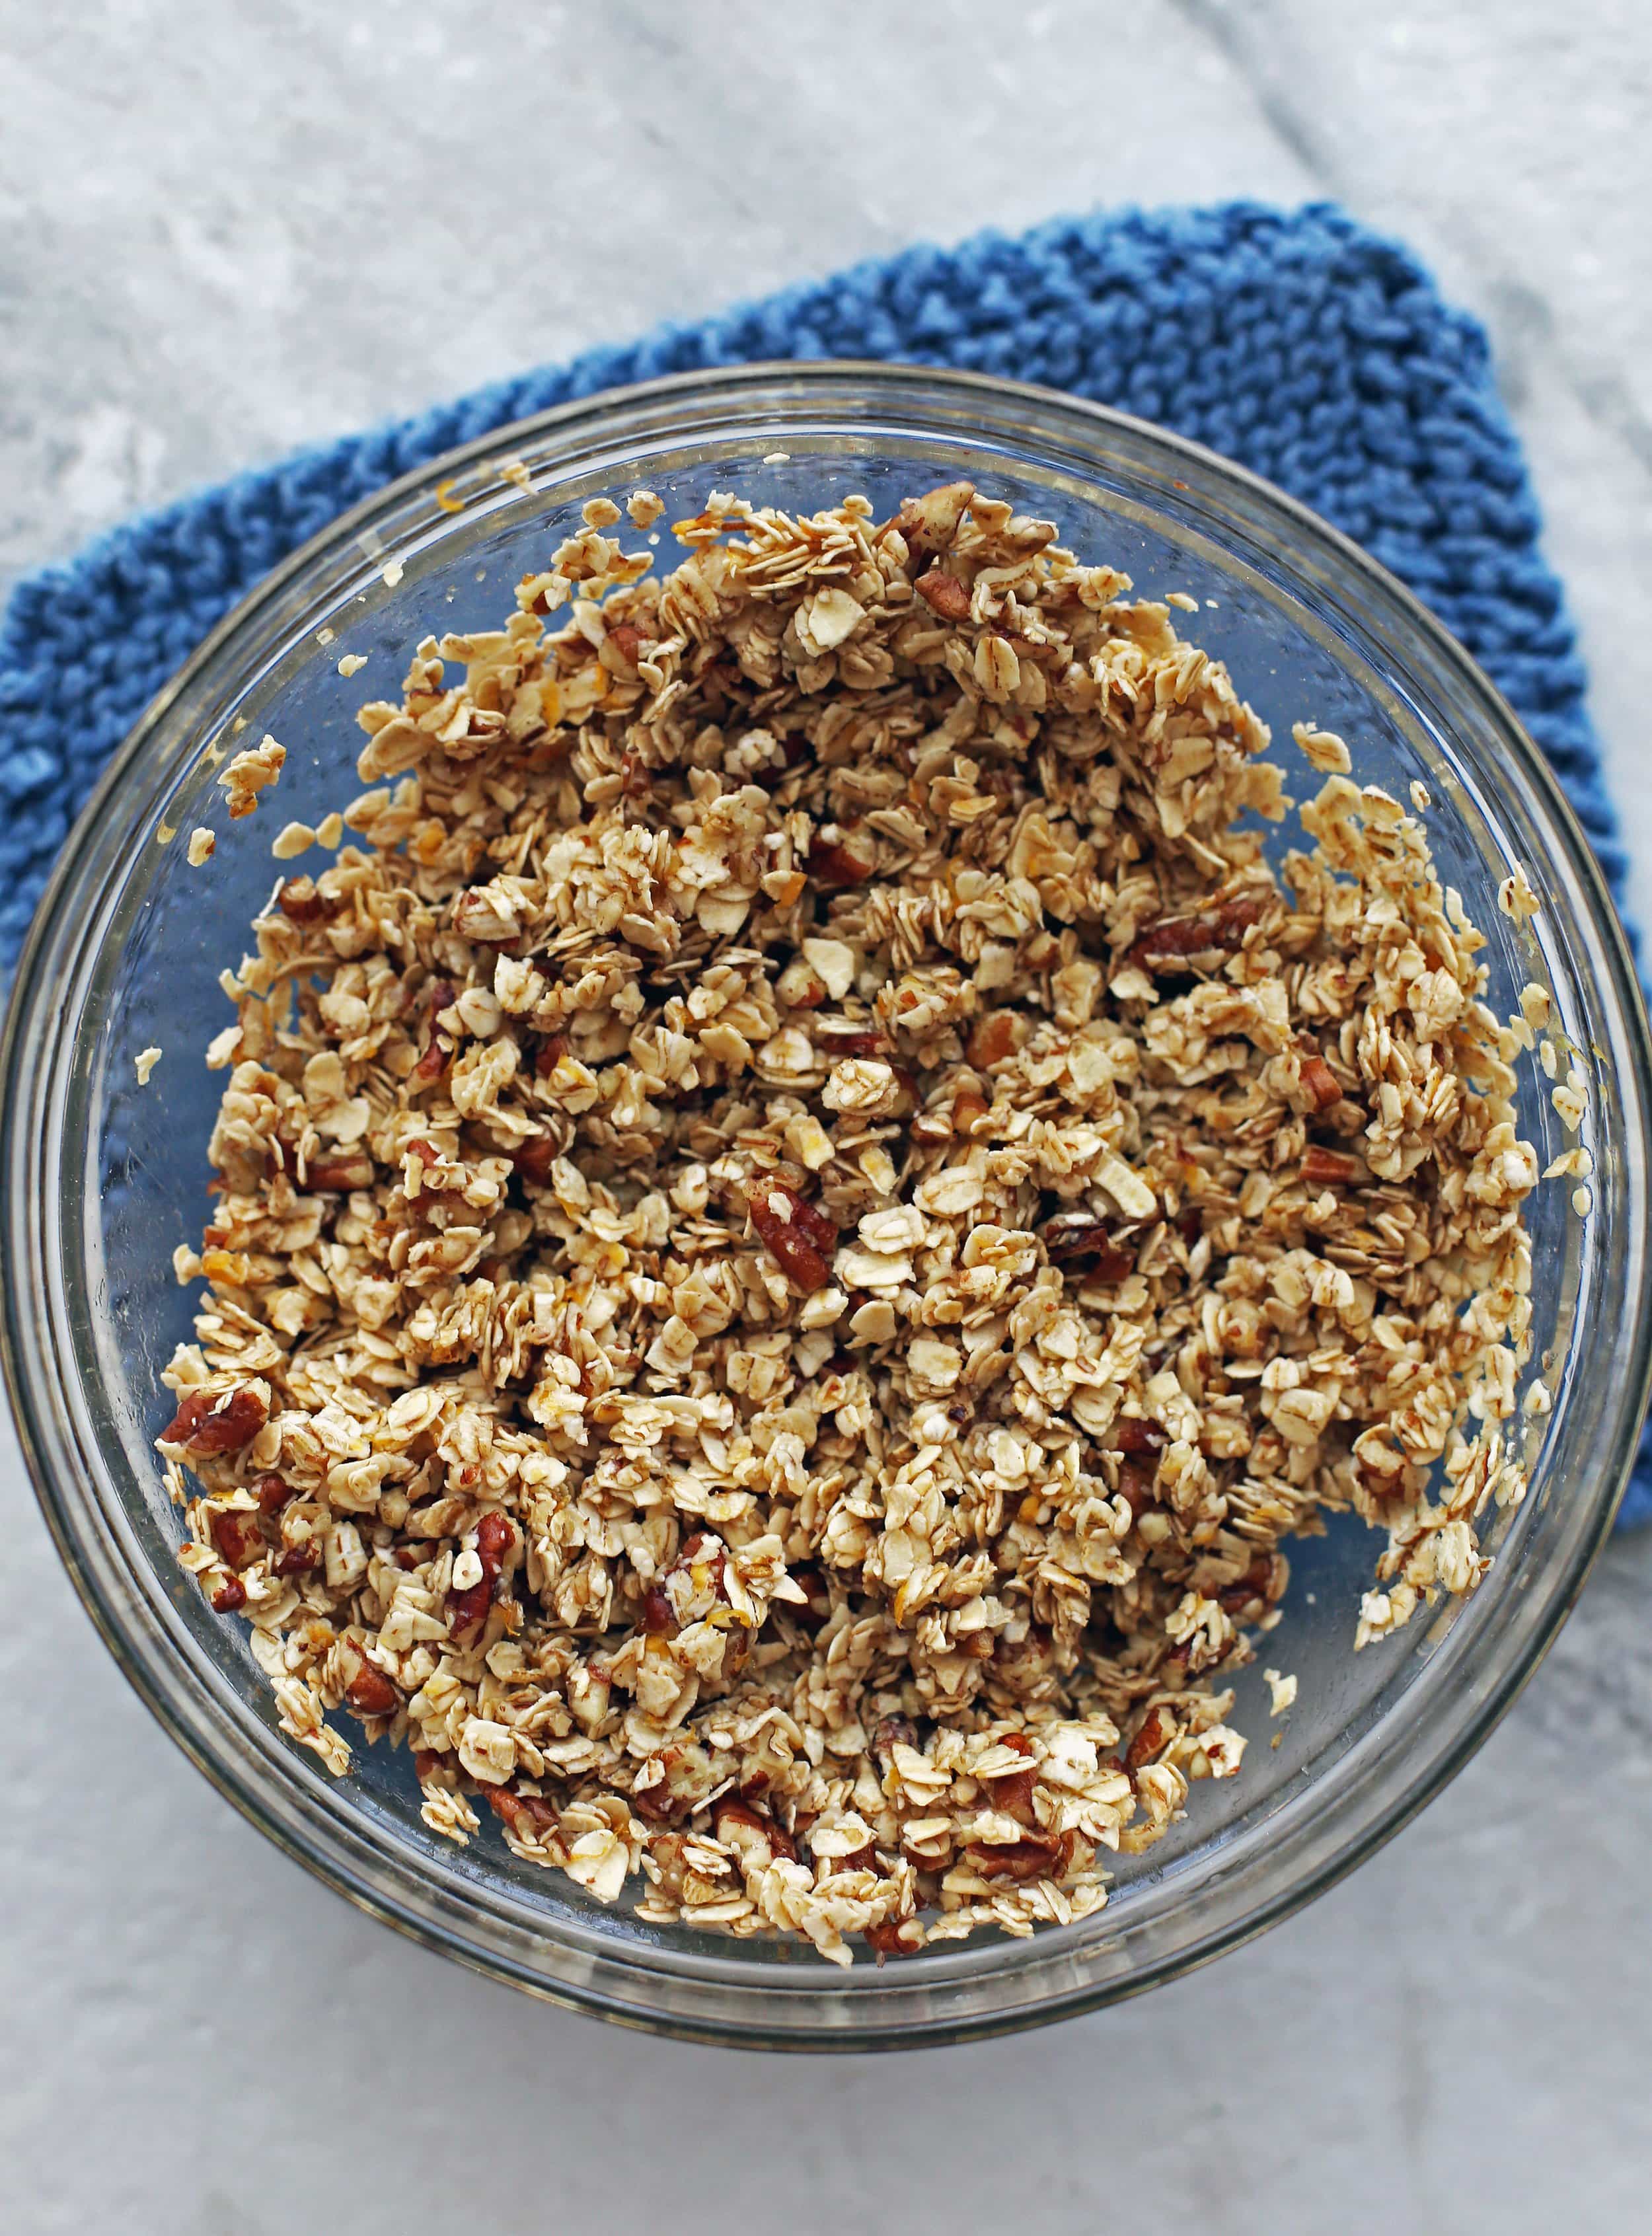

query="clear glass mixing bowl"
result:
[4,364,1649,2049]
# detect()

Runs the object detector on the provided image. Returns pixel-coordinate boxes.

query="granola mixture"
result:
[158,478,1558,1964]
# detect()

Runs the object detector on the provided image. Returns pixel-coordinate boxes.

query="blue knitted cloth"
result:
[3,199,1645,1521]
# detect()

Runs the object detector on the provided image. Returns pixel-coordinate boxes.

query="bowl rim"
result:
[5,357,1651,2050]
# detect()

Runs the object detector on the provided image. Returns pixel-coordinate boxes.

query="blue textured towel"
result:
[2,199,1645,1522]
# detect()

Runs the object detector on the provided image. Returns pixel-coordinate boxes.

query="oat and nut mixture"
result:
[158,478,1559,1963]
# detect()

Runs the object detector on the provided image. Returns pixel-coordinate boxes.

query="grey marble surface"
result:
[3,4,1651,2230]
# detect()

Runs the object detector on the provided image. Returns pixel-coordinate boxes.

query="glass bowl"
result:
[4,363,1649,2050]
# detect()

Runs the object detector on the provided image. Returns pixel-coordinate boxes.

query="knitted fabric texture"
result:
[2,198,1645,1519]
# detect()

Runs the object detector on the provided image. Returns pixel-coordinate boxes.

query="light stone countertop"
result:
[3,5,1651,2230]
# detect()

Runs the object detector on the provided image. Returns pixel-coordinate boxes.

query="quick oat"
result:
[157,480,1550,1962]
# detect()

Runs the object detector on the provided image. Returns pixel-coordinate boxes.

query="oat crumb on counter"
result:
[337,653,368,678]
[158,479,1558,1963]
[135,1047,161,1085]
[187,827,216,868]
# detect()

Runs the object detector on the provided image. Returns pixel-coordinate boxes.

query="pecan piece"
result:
[1116,1459,1158,1518]
[1301,1145,1360,1187]
[819,1028,885,1058]
[161,1384,268,1456]
[276,876,331,925]
[254,1473,295,1514]
[746,1178,837,1293]
[806,834,876,888]
[870,1713,919,1770]
[344,1649,400,1719]
[952,1085,988,1137]
[713,1795,798,1866]
[209,1508,266,1571]
[446,1576,492,1635]
[513,1135,558,1185]
[1043,1217,1133,1282]
[489,1788,559,1840]
[787,1562,832,1634]
[447,1511,517,1636]
[305,1154,375,1193]
[864,1917,922,1961]
[1218,1555,1279,1617]
[967,1011,1018,1068]
[1112,1417,1166,1457]
[966,1829,1071,1883]
[981,1729,1038,1826]
[915,568,972,622]
[1300,1056,1344,1111]
[1125,1705,1171,1775]
[210,1577,247,1614]
[412,980,457,1083]
[273,1544,320,1579]
[1128,895,1262,970]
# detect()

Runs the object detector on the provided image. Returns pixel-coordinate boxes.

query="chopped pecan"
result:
[276,876,331,924]
[746,1178,837,1292]
[344,1650,400,1718]
[981,1730,1038,1826]
[1218,1555,1279,1617]
[870,1713,919,1770]
[1112,1417,1166,1457]
[1116,1459,1158,1517]
[1043,1217,1134,1282]
[967,1011,1018,1068]
[807,833,876,888]
[210,1577,247,1614]
[1125,1705,1171,1774]
[788,1563,832,1634]
[630,1742,716,1828]
[305,1154,375,1193]
[1129,895,1263,970]
[533,1033,569,1078]
[1300,1145,1360,1187]
[446,1576,492,1635]
[1301,1056,1344,1111]
[952,1086,988,1137]
[713,1795,798,1865]
[254,1473,295,1514]
[448,1512,516,1635]
[412,981,457,1083]
[606,622,647,667]
[161,1384,268,1456]
[864,1917,922,1960]
[966,1830,1071,1883]
[513,1135,558,1185]
[209,1508,266,1570]
[490,1787,559,1839]
[915,568,972,622]
[272,1545,320,1579]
